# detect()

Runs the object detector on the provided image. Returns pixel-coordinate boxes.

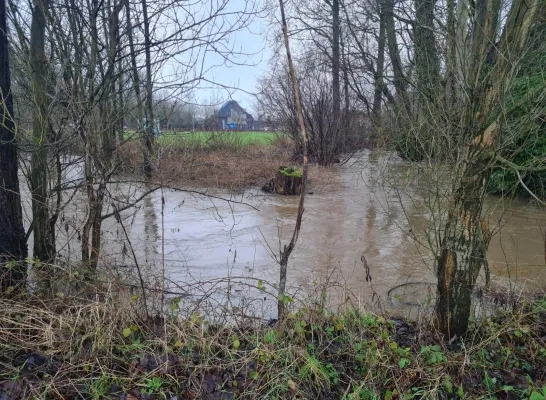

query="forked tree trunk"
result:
[436,0,540,337]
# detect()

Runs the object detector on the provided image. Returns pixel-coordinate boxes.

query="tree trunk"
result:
[141,0,155,177]
[125,0,143,127]
[262,167,303,195]
[340,28,350,115]
[373,1,386,124]
[445,0,457,106]
[0,0,28,291]
[382,0,411,116]
[30,0,54,265]
[436,162,492,337]
[436,0,540,337]
[277,0,309,320]
[117,56,125,144]
[414,0,439,110]
[454,0,470,97]
[332,0,341,116]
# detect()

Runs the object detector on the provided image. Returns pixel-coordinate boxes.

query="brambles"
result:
[0,286,545,399]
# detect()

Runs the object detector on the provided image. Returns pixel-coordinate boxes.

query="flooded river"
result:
[23,151,546,315]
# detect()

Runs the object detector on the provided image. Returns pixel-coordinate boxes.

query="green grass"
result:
[2,290,546,399]
[125,130,280,148]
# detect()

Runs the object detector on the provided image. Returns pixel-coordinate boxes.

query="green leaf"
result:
[295,321,306,334]
[170,296,181,313]
[122,327,132,338]
[257,280,265,291]
[430,344,442,352]
[529,391,545,400]
[398,358,410,368]
[232,337,240,350]
[264,330,276,344]
[279,294,293,304]
[442,376,453,393]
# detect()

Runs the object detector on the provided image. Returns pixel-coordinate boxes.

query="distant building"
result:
[217,101,255,130]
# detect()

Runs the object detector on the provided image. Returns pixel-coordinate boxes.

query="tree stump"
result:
[262,166,303,195]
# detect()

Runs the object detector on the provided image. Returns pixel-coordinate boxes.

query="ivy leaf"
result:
[398,358,410,368]
[170,296,181,313]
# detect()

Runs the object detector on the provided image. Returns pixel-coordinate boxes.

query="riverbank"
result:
[117,132,295,190]
[1,289,545,399]
[116,132,342,192]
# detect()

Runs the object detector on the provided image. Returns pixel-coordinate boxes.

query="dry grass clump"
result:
[1,279,546,399]
[117,138,295,191]
[116,135,341,192]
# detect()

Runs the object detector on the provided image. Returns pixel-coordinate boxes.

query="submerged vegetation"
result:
[1,287,546,399]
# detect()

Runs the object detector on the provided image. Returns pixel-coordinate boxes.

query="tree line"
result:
[0,0,258,292]
[263,0,545,336]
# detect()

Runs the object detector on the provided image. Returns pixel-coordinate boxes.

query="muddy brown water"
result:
[22,151,546,316]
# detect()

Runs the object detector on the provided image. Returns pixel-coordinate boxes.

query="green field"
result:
[125,130,282,147]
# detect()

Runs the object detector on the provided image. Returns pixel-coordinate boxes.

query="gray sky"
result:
[194,0,273,113]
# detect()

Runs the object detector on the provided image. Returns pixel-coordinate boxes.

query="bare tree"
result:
[277,0,309,320]
[434,0,542,337]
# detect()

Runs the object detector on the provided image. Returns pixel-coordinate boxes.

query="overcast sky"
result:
[194,0,273,113]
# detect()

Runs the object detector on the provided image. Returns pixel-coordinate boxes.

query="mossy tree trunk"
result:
[263,167,303,195]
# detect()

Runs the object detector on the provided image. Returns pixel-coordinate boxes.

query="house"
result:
[217,100,255,130]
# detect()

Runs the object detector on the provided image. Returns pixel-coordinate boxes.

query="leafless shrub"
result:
[258,62,365,165]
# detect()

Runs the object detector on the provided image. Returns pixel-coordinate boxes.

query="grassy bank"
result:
[1,290,545,399]
[125,131,281,148]
[117,131,296,190]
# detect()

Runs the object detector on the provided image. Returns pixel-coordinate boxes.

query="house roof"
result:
[218,100,254,121]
